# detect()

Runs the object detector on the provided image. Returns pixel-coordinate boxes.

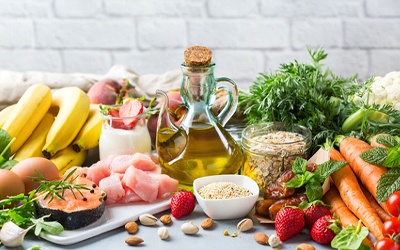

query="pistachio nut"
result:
[237,218,253,232]
[139,213,158,226]
[181,221,199,235]
[157,227,169,240]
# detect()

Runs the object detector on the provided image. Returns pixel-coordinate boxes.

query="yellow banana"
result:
[2,83,52,154]
[13,113,55,161]
[42,87,90,158]
[0,104,15,128]
[72,104,102,152]
[50,145,88,174]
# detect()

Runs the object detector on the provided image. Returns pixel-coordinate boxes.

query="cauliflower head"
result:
[360,71,400,110]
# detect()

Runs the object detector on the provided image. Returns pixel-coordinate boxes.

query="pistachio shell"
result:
[139,213,158,226]
[181,221,199,235]
[237,218,253,232]
[157,227,169,240]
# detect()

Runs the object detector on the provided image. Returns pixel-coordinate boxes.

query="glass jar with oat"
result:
[241,122,311,193]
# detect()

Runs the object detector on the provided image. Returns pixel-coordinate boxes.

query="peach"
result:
[87,79,121,105]
[120,79,142,99]
[147,90,186,147]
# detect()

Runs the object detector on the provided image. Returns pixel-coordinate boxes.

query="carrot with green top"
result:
[329,148,384,240]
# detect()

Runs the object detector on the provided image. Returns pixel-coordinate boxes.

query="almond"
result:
[296,243,316,250]
[254,232,269,245]
[125,236,144,246]
[201,218,214,229]
[125,221,138,234]
[160,214,172,225]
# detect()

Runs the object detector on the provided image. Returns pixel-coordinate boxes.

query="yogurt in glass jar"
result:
[99,105,151,160]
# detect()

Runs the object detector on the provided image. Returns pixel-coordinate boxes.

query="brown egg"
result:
[0,169,25,200]
[11,157,59,194]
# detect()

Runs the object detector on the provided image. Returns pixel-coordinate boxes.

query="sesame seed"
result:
[197,182,252,200]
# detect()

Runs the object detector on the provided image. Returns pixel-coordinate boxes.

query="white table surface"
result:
[22,203,334,250]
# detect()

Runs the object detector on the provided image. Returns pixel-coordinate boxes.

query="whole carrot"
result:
[360,184,392,222]
[323,186,359,227]
[339,137,388,212]
[323,186,375,249]
[330,148,384,240]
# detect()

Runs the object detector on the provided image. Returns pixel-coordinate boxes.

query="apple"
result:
[87,79,121,104]
[147,90,187,147]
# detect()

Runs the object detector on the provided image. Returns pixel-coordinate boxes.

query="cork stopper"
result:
[184,46,212,67]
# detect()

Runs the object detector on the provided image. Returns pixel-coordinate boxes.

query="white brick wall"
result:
[0,0,400,90]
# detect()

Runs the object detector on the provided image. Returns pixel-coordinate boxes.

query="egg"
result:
[11,157,59,194]
[0,169,25,200]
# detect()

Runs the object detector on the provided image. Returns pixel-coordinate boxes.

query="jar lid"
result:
[241,122,311,156]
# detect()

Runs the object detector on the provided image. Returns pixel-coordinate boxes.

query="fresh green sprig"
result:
[331,220,369,250]
[285,157,347,201]
[358,134,400,202]
[0,191,64,236]
[0,128,18,169]
[34,168,90,204]
[238,47,357,154]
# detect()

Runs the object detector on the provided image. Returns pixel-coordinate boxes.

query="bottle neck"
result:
[180,63,217,125]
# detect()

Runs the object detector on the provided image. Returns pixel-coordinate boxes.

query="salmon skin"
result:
[35,175,107,230]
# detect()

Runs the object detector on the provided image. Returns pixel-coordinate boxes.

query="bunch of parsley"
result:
[238,48,359,153]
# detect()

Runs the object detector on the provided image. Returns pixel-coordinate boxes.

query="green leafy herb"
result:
[0,128,18,169]
[285,157,347,201]
[385,145,400,168]
[32,215,64,236]
[360,134,400,168]
[375,134,399,148]
[376,168,400,203]
[359,147,388,167]
[238,48,358,153]
[331,220,369,250]
[34,168,90,203]
[0,191,64,238]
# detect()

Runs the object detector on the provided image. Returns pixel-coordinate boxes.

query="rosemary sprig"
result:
[33,168,90,204]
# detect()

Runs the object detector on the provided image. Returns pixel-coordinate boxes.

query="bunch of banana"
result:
[13,112,55,161]
[1,84,104,173]
[2,83,52,154]
[72,104,102,153]
[42,86,91,158]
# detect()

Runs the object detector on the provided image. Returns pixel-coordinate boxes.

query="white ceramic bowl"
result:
[193,174,259,220]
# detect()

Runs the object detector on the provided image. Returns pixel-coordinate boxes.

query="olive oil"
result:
[157,122,244,189]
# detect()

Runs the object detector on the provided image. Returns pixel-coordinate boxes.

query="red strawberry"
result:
[170,191,196,219]
[302,201,332,229]
[310,215,340,245]
[107,108,126,129]
[119,99,144,127]
[275,207,305,241]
